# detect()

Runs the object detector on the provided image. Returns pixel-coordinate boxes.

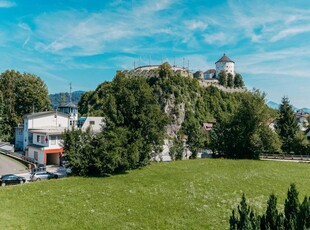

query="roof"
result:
[24,111,69,119]
[58,102,78,109]
[215,53,234,64]
[29,127,66,135]
[204,69,216,74]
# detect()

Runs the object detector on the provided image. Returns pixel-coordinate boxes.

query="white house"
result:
[27,127,66,165]
[80,117,105,133]
[15,109,77,165]
[215,53,235,78]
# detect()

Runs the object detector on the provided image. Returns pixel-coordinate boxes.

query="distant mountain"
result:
[49,91,85,109]
[266,100,309,112]
[266,101,280,110]
[300,108,310,113]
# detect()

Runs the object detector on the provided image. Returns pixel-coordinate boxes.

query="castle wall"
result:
[216,62,234,77]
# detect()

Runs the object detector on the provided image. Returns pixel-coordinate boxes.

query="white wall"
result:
[28,147,44,164]
[27,114,69,130]
[22,112,70,151]
[216,62,235,77]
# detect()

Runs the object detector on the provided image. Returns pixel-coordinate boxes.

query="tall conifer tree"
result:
[276,97,298,153]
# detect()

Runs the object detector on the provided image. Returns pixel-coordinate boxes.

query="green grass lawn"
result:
[0,159,309,229]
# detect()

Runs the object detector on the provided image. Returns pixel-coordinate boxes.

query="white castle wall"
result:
[216,61,234,77]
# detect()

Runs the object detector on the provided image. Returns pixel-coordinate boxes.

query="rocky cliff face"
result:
[164,95,185,139]
[156,94,187,161]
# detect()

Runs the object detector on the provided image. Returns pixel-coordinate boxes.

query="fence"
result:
[259,153,310,162]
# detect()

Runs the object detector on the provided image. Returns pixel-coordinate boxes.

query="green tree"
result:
[297,196,310,229]
[227,73,234,88]
[170,134,185,160]
[276,97,299,153]
[234,73,244,88]
[284,183,300,229]
[210,90,279,159]
[230,184,310,230]
[65,72,168,176]
[229,194,260,229]
[158,62,173,78]
[263,194,284,229]
[181,111,205,159]
[218,70,227,87]
[0,70,50,142]
[63,127,99,176]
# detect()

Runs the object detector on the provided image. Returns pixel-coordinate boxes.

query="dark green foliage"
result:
[49,91,84,109]
[169,134,185,160]
[158,62,173,78]
[64,72,168,175]
[218,70,227,87]
[297,197,310,229]
[210,90,281,159]
[63,127,99,176]
[181,111,206,159]
[264,194,284,230]
[276,97,299,153]
[0,70,50,142]
[284,183,300,229]
[234,73,244,88]
[229,194,260,230]
[227,73,234,88]
[230,184,310,230]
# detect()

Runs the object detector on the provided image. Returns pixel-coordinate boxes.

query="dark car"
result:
[30,171,58,181]
[0,174,26,187]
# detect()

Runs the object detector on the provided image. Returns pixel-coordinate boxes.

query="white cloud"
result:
[30,0,183,56]
[18,23,32,47]
[184,20,207,31]
[270,25,310,42]
[237,46,310,78]
[203,32,230,45]
[0,0,15,8]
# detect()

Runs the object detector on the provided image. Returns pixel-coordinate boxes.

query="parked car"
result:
[30,171,58,181]
[0,174,26,186]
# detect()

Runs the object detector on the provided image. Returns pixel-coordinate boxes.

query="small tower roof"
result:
[58,102,78,109]
[215,53,234,64]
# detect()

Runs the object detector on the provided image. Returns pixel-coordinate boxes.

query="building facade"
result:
[15,103,78,165]
[215,53,235,78]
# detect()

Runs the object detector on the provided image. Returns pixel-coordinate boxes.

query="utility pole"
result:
[69,82,72,103]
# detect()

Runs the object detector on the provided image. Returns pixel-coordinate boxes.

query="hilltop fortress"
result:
[122,53,235,81]
[121,54,243,92]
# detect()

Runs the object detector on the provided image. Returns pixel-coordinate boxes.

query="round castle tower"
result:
[215,53,235,78]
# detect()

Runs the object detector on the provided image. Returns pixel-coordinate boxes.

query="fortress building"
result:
[195,53,235,80]
[123,64,193,78]
[215,53,235,77]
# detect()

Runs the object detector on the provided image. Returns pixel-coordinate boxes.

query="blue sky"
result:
[1,0,310,108]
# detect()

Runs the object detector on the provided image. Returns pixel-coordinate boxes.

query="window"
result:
[37,135,40,143]
[89,121,95,125]
[70,120,73,126]
[34,151,38,161]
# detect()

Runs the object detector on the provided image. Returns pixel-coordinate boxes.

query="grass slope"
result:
[1,159,309,229]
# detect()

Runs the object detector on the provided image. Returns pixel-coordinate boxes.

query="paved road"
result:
[0,154,29,175]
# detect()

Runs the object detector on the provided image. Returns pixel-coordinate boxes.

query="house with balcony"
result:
[15,104,78,165]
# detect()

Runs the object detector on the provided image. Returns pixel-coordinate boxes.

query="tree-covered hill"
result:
[63,62,283,176]
[49,90,84,109]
